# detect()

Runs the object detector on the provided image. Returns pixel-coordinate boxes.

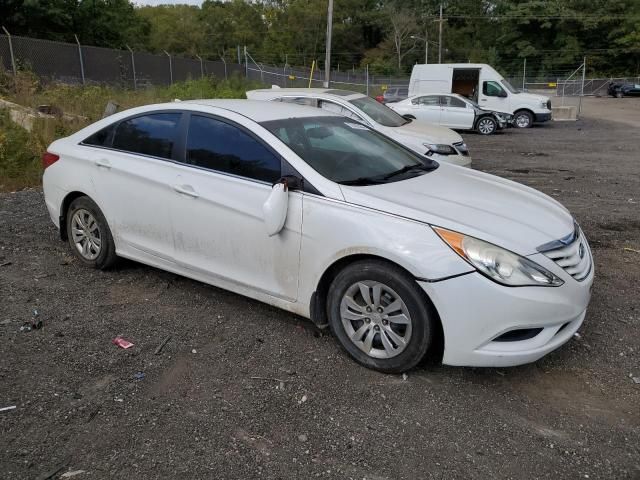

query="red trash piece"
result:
[112,336,134,349]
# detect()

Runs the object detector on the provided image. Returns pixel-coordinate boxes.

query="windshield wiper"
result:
[340,176,386,186]
[382,164,430,180]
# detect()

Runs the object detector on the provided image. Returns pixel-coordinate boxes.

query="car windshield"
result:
[260,116,438,185]
[500,79,518,94]
[348,96,409,127]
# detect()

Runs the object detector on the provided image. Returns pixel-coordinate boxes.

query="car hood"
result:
[339,162,574,255]
[378,119,463,145]
[514,92,549,104]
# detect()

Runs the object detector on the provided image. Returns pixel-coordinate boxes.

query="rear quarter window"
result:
[82,124,115,147]
[112,113,182,159]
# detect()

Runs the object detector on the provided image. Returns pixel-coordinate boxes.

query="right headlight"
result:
[423,143,457,156]
[433,227,564,287]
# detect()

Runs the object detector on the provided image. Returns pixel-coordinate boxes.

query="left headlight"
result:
[424,143,457,156]
[433,227,564,287]
[540,100,548,109]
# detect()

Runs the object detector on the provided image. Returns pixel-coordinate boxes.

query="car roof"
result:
[246,88,366,101]
[182,98,336,122]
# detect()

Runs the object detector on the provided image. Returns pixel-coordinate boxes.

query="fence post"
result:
[237,45,241,65]
[74,35,85,85]
[579,56,586,115]
[163,50,173,85]
[220,55,227,80]
[522,58,526,91]
[126,45,137,90]
[195,54,204,78]
[1,26,17,78]
[244,45,248,79]
[366,64,369,96]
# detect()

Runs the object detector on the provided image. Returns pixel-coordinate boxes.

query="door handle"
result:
[480,98,487,102]
[173,184,199,198]
[95,158,111,169]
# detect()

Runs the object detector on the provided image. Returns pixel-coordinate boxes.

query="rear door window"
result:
[185,115,281,183]
[112,113,182,159]
[441,96,467,108]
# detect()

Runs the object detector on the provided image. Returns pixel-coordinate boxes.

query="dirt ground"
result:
[1,108,639,479]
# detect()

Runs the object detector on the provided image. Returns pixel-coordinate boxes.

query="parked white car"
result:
[389,93,513,135]
[409,63,552,128]
[43,100,593,372]
[246,88,471,167]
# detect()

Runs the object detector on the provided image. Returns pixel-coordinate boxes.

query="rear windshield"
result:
[260,116,437,185]
[348,96,408,127]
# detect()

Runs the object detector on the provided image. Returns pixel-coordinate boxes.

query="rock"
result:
[298,434,308,442]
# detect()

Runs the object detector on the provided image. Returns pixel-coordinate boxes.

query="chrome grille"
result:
[539,227,591,281]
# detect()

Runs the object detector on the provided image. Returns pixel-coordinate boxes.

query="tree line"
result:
[2,0,639,79]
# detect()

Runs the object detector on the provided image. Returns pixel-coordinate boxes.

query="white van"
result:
[409,64,552,128]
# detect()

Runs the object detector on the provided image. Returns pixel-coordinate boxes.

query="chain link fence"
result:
[0,33,242,88]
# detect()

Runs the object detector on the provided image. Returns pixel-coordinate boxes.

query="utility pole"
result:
[438,3,443,63]
[323,0,334,88]
[522,58,526,90]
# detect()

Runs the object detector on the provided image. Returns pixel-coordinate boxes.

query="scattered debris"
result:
[154,335,172,355]
[298,394,308,405]
[60,470,86,478]
[112,336,134,349]
[632,377,640,384]
[0,261,11,267]
[623,247,640,254]
[133,372,145,381]
[0,405,16,412]
[402,373,408,381]
[496,371,506,377]
[298,434,308,442]
[250,376,288,383]
[279,381,285,391]
[191,349,197,354]
[20,310,43,331]
[574,332,582,339]
[35,457,71,480]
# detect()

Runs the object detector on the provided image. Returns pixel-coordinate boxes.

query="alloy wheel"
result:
[515,113,531,128]
[478,118,496,134]
[71,208,102,260]
[339,280,413,359]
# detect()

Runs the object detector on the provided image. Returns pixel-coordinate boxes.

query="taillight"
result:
[42,152,60,169]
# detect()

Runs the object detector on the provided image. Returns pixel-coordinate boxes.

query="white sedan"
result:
[246,88,472,167]
[43,100,593,372]
[389,93,513,135]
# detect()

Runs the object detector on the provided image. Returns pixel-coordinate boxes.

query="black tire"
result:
[327,259,434,373]
[476,115,498,135]
[514,110,534,128]
[66,196,118,269]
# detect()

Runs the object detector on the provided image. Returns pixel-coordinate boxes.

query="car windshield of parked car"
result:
[500,79,518,94]
[260,116,437,185]
[348,96,409,127]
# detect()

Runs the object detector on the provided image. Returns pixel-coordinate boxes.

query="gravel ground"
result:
[1,113,639,479]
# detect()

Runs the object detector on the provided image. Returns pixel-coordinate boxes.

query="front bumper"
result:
[419,264,593,367]
[535,112,552,122]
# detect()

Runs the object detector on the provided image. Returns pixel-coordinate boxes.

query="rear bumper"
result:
[535,112,552,123]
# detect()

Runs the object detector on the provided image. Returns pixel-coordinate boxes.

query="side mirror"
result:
[262,179,290,236]
[499,91,508,98]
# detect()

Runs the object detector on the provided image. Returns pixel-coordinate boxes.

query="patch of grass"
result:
[0,111,44,191]
[0,75,265,191]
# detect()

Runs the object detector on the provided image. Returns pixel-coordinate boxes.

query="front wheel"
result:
[476,116,498,135]
[327,260,434,373]
[514,110,534,128]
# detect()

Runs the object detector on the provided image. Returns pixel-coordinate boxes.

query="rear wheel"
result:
[514,110,534,128]
[66,196,118,269]
[327,260,434,373]
[476,116,498,135]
